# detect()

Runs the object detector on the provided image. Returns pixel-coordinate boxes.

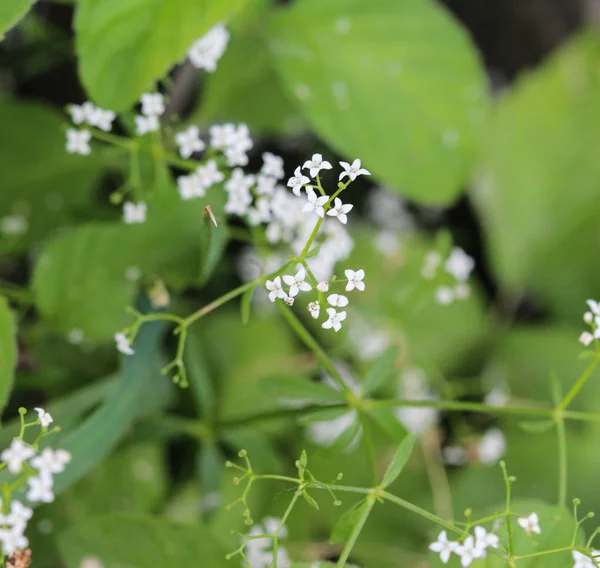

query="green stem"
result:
[558,357,600,411]
[299,218,324,260]
[361,415,378,485]
[336,496,375,567]
[556,416,567,508]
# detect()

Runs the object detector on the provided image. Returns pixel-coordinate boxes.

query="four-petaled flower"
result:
[474,526,499,551]
[316,281,329,293]
[303,153,333,178]
[115,332,134,356]
[580,331,594,346]
[30,448,71,479]
[572,550,599,568]
[26,475,54,503]
[1,440,35,474]
[287,167,310,196]
[445,247,475,282]
[66,129,91,155]
[175,125,205,158]
[429,531,457,564]
[322,308,346,332]
[261,152,285,179]
[345,269,365,292]
[123,201,147,224]
[339,158,370,182]
[455,535,484,567]
[135,114,159,135]
[34,407,53,428]
[517,513,541,535]
[266,276,287,303]
[326,197,353,224]
[140,93,165,116]
[327,294,349,308]
[303,189,329,218]
[283,268,312,297]
[307,301,320,319]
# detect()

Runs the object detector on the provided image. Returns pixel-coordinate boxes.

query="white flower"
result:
[572,550,597,568]
[26,475,54,503]
[265,277,287,303]
[209,123,235,149]
[114,332,134,356]
[188,23,229,71]
[175,125,205,158]
[177,173,205,200]
[140,93,165,116]
[84,105,116,132]
[123,201,146,224]
[327,294,349,308]
[326,197,353,224]
[445,247,475,282]
[256,174,277,196]
[429,531,458,564]
[0,527,28,556]
[135,114,160,135]
[287,166,311,196]
[322,308,346,332]
[518,513,541,535]
[455,536,484,567]
[225,145,249,167]
[339,158,370,182]
[225,168,254,194]
[284,296,295,306]
[66,128,91,155]
[261,152,285,179]
[477,428,506,465]
[0,215,28,235]
[34,407,53,428]
[584,311,594,324]
[196,159,224,188]
[303,189,329,218]
[587,299,600,316]
[302,153,332,178]
[308,409,358,447]
[580,331,594,346]
[283,268,312,297]
[436,286,455,305]
[247,197,272,226]
[345,269,365,292]
[307,301,320,319]
[0,440,35,474]
[30,448,71,478]
[474,526,499,551]
[68,102,94,124]
[316,281,329,293]
[442,445,468,465]
[3,500,33,530]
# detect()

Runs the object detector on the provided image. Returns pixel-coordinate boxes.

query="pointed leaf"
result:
[368,406,408,444]
[303,491,319,510]
[330,498,369,544]
[380,434,415,488]
[0,297,17,412]
[362,345,398,395]
[259,375,345,406]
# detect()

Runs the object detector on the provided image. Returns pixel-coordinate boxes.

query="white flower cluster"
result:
[0,409,71,556]
[243,517,291,568]
[442,428,506,468]
[65,101,116,155]
[135,92,164,135]
[188,23,229,72]
[421,247,475,305]
[573,550,600,568]
[579,299,600,346]
[395,368,438,437]
[429,526,499,567]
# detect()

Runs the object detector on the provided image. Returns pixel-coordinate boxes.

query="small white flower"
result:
[316,281,329,293]
[34,407,53,428]
[261,152,285,179]
[177,173,205,200]
[256,174,277,196]
[580,331,594,346]
[0,440,35,474]
[284,296,295,306]
[67,328,84,345]
[68,102,92,124]
[302,153,332,178]
[287,166,311,196]
[175,125,205,158]
[86,106,116,132]
[445,247,475,282]
[345,269,365,292]
[303,189,329,218]
[135,114,160,135]
[196,159,224,188]
[265,276,287,303]
[474,526,499,551]
[326,197,353,224]
[224,145,249,167]
[307,301,320,319]
[587,299,600,316]
[477,428,506,465]
[66,128,91,155]
[584,311,594,324]
[572,550,597,568]
[114,332,134,356]
[26,475,54,503]
[518,513,541,535]
[4,500,33,527]
[283,268,312,297]
[188,23,230,72]
[436,286,455,305]
[30,448,71,477]
[339,158,370,182]
[140,93,165,116]
[327,294,349,308]
[455,536,484,567]
[0,527,28,556]
[429,531,458,564]
[209,123,235,149]
[225,168,255,194]
[123,201,147,224]
[0,215,28,235]
[322,308,346,332]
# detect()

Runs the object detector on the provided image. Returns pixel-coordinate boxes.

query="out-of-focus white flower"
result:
[477,428,506,465]
[261,152,285,180]
[135,114,159,135]
[307,410,357,447]
[445,247,475,282]
[421,251,442,279]
[517,513,541,535]
[26,475,54,503]
[175,125,205,158]
[30,448,71,478]
[435,286,455,305]
[579,331,594,346]
[429,531,458,564]
[188,23,230,71]
[0,215,28,235]
[140,93,165,116]
[1,440,35,474]
[123,201,147,224]
[115,332,134,356]
[34,408,53,428]
[474,526,499,551]
[66,128,91,155]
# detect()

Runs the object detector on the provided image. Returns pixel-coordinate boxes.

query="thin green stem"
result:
[299,218,324,260]
[556,416,567,508]
[90,129,133,148]
[361,415,378,485]
[558,357,600,411]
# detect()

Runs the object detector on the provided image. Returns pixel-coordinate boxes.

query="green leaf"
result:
[74,0,247,111]
[185,330,216,418]
[0,102,101,252]
[256,375,345,406]
[240,286,254,325]
[368,407,408,444]
[303,491,320,510]
[472,32,600,323]
[58,514,230,568]
[518,419,555,434]
[268,0,488,205]
[380,434,415,488]
[0,0,36,39]
[330,498,369,544]
[362,346,398,396]
[0,297,17,412]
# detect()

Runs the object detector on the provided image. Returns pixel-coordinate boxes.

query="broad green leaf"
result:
[0,102,101,252]
[268,0,488,205]
[362,346,398,396]
[0,0,36,39]
[0,297,17,411]
[330,498,369,544]
[472,32,600,323]
[380,434,415,488]
[58,514,230,568]
[32,191,227,340]
[75,0,247,110]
